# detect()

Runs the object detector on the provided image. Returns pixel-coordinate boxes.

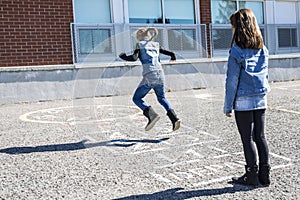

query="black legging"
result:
[235,109,269,167]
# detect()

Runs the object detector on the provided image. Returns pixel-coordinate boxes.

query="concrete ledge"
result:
[1,54,300,104]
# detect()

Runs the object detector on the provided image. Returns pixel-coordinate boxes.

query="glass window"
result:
[79,29,112,54]
[165,0,195,24]
[74,0,111,23]
[128,0,162,23]
[275,2,297,24]
[212,28,233,49]
[211,0,237,24]
[128,0,195,24]
[278,28,298,48]
[168,29,197,50]
[211,1,265,51]
[239,1,264,24]
[211,1,264,24]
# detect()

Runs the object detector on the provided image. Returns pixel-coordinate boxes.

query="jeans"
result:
[235,109,269,167]
[133,71,172,111]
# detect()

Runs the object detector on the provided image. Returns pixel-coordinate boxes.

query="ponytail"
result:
[146,27,158,41]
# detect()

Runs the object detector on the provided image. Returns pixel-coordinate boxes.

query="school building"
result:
[1,0,300,103]
[1,0,300,66]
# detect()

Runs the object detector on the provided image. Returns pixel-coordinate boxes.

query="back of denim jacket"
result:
[137,40,162,75]
[231,45,271,97]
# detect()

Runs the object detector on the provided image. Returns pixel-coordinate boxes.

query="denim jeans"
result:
[132,71,172,111]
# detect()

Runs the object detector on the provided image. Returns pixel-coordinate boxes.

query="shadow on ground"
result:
[114,184,259,200]
[0,137,169,154]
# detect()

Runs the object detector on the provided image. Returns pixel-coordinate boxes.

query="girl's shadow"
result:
[114,184,259,200]
[0,137,169,154]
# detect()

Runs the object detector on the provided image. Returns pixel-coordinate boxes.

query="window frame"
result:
[276,25,299,52]
[126,0,199,25]
[210,0,265,57]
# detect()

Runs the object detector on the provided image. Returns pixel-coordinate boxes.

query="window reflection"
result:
[79,29,112,54]
[211,0,236,24]
[128,0,195,24]
[168,29,197,50]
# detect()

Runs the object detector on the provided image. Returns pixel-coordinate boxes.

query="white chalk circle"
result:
[19,105,141,125]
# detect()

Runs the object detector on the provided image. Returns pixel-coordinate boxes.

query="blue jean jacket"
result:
[224,45,270,114]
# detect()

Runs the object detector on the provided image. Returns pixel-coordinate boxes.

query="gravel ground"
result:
[0,80,299,200]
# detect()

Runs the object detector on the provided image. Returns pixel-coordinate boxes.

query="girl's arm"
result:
[224,53,241,115]
[119,48,139,61]
[159,47,176,61]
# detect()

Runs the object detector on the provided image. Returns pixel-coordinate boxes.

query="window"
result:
[79,29,112,54]
[278,28,298,48]
[72,0,205,63]
[165,0,195,24]
[212,28,233,50]
[275,1,297,24]
[128,0,195,24]
[211,0,236,24]
[238,1,264,24]
[211,0,264,52]
[274,1,298,50]
[74,0,111,23]
[128,0,162,23]
[73,0,113,62]
[211,1,263,25]
[168,29,197,50]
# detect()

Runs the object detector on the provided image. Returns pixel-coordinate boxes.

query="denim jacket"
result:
[224,45,270,114]
[137,40,162,75]
[119,39,176,76]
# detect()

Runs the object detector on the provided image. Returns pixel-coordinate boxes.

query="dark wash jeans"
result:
[235,109,270,167]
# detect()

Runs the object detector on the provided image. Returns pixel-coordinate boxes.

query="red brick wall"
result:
[0,0,74,67]
[200,0,212,57]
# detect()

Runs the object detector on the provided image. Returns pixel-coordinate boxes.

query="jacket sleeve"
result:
[119,47,139,61]
[159,47,176,60]
[224,50,242,114]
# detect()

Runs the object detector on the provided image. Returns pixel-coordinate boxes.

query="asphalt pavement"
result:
[0,80,299,199]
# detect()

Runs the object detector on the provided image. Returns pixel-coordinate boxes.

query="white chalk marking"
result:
[269,152,292,162]
[197,130,220,139]
[130,148,166,155]
[204,166,219,172]
[19,105,140,124]
[271,163,293,170]
[129,140,221,156]
[189,168,207,177]
[169,173,183,181]
[193,176,233,187]
[223,162,244,169]
[155,159,204,169]
[186,149,203,158]
[212,154,232,159]
[208,146,227,153]
[151,173,174,185]
[269,107,300,115]
[175,172,194,179]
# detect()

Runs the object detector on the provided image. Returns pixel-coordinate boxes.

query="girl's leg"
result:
[153,84,180,131]
[153,84,172,111]
[132,84,152,111]
[234,110,257,167]
[253,109,269,165]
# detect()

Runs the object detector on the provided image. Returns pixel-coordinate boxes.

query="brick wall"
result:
[199,0,212,57]
[0,0,74,67]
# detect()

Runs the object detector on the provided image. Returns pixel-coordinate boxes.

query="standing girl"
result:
[224,9,271,186]
[119,27,180,131]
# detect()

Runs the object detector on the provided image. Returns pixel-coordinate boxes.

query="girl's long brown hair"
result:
[230,8,264,49]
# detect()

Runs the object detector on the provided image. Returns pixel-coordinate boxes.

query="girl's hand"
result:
[170,59,176,63]
[226,113,232,117]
